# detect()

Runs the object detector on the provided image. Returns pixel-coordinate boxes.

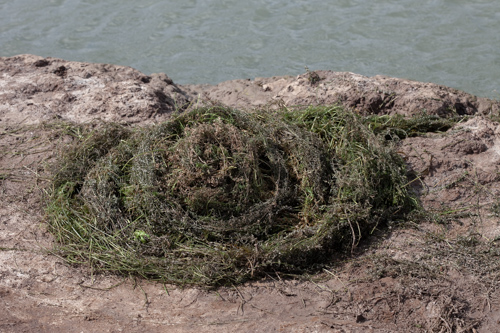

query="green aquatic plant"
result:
[363,113,459,139]
[46,105,418,286]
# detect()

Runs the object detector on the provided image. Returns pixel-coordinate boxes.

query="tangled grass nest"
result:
[46,105,425,286]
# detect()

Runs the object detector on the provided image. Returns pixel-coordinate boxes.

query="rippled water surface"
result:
[1,0,499,97]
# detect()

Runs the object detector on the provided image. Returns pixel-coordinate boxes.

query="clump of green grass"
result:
[46,105,418,286]
[363,113,459,139]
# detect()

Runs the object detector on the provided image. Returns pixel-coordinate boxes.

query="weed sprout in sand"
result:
[46,106,417,286]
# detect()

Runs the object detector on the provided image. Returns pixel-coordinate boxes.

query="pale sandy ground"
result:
[1,54,500,332]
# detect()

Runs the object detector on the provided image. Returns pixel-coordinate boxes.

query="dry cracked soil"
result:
[2,54,500,332]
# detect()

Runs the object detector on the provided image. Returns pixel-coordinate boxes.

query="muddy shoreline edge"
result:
[1,54,499,126]
[2,54,500,332]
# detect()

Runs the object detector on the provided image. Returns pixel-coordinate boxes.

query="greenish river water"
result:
[1,0,499,98]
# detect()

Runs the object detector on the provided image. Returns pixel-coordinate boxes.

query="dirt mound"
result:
[0,54,193,125]
[2,54,500,127]
[184,70,500,117]
[2,55,500,332]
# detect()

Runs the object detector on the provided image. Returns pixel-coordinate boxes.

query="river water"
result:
[1,0,499,98]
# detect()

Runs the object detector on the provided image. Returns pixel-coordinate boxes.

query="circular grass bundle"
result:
[46,106,416,285]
